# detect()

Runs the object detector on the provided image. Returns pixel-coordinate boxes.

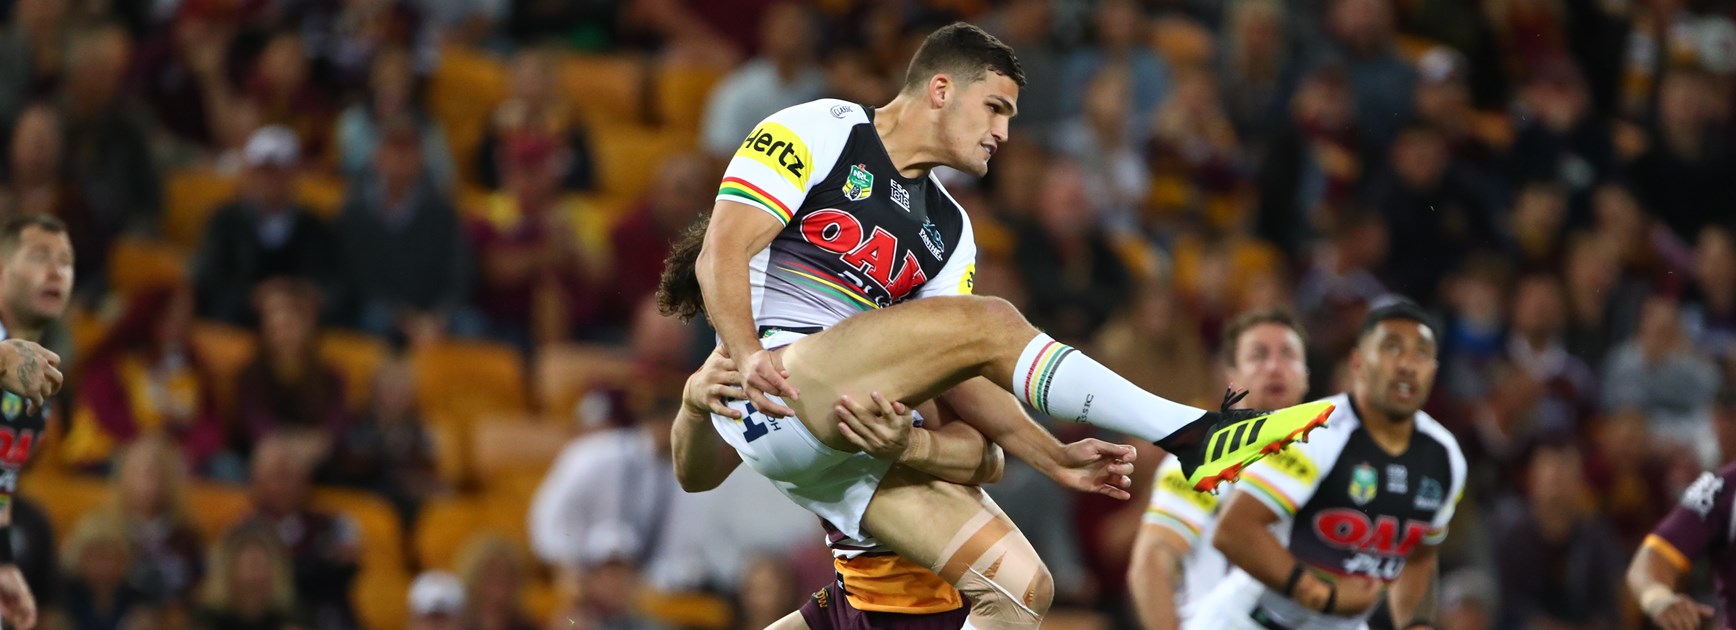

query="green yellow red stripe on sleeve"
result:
[1239,472,1297,516]
[719,177,793,223]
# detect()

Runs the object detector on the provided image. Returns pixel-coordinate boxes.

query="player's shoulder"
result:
[758,98,870,138]
[1412,410,1467,469]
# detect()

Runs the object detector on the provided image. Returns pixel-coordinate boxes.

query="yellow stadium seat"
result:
[430,46,509,188]
[311,485,411,630]
[638,591,733,630]
[20,472,109,541]
[186,482,253,539]
[355,568,410,630]
[524,577,560,625]
[107,237,188,295]
[413,496,481,570]
[588,126,693,199]
[534,343,634,416]
[297,174,348,220]
[187,320,257,414]
[470,414,568,480]
[411,340,527,423]
[164,169,240,249]
[655,64,725,131]
[319,331,390,412]
[561,55,645,128]
[67,307,108,362]
[425,414,468,486]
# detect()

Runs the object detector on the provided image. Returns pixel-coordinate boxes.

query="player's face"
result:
[939,72,1019,176]
[1226,322,1308,410]
[0,226,73,323]
[1352,320,1439,420]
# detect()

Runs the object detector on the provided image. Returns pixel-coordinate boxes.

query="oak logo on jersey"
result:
[1349,462,1378,506]
[1313,508,1429,557]
[738,122,812,188]
[801,209,930,301]
[843,163,874,201]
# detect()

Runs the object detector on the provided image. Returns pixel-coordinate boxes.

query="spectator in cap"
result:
[192,125,342,326]
[407,571,466,630]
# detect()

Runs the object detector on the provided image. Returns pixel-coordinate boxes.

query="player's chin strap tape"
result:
[0,524,14,564]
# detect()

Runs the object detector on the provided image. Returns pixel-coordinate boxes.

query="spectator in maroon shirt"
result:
[604,153,709,326]
[233,278,351,460]
[243,31,334,164]
[126,0,242,149]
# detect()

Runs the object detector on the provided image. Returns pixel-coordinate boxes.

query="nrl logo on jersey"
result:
[842,164,873,201]
[1349,462,1378,506]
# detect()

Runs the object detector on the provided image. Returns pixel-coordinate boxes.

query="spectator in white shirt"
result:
[698,3,828,157]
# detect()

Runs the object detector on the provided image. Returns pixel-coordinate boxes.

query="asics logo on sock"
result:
[1208,417,1267,461]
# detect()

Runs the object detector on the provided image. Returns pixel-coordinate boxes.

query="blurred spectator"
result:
[1629,68,1736,243]
[558,522,663,630]
[455,535,535,630]
[60,285,225,472]
[733,556,798,630]
[605,153,708,327]
[244,32,335,163]
[406,570,466,630]
[1618,2,1736,119]
[1486,0,1570,85]
[287,0,430,96]
[1217,0,1290,154]
[1684,225,1736,357]
[1060,0,1171,141]
[698,2,827,157]
[0,103,95,283]
[1412,47,1502,174]
[1509,59,1615,224]
[1504,273,1597,434]
[1438,568,1495,630]
[1294,208,1387,391]
[57,515,154,630]
[1507,180,1570,270]
[1584,408,1678,550]
[1561,232,1639,367]
[1367,123,1501,299]
[1439,256,1511,402]
[335,46,457,191]
[1254,65,1360,259]
[1147,69,1243,229]
[60,24,162,297]
[1051,67,1148,234]
[530,396,704,592]
[193,126,342,325]
[321,358,443,527]
[1090,281,1217,412]
[983,0,1064,134]
[474,49,595,192]
[467,134,606,348]
[1320,0,1414,156]
[127,0,242,150]
[98,436,205,610]
[1010,161,1131,343]
[335,116,473,344]
[234,278,352,457]
[0,0,68,124]
[237,434,361,630]
[193,525,308,630]
[418,0,504,49]
[1603,295,1722,464]
[1492,439,1623,629]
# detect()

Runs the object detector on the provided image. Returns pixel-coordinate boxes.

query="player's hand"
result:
[1323,575,1384,616]
[1050,439,1137,500]
[0,339,60,412]
[834,392,915,461]
[0,564,38,629]
[684,347,746,419]
[740,348,798,418]
[1644,591,1715,630]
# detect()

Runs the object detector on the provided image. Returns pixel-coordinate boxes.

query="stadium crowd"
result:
[0,0,1734,628]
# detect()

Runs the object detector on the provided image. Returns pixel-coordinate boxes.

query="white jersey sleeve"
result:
[915,177,978,298]
[1233,394,1358,520]
[1416,413,1468,545]
[716,99,860,225]
[1146,455,1221,546]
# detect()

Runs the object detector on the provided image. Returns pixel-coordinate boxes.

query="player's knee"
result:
[953,548,1051,626]
[1026,562,1055,616]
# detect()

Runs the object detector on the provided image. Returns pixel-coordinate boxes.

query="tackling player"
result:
[1190,300,1466,630]
[1129,309,1311,630]
[1626,466,1731,629]
[0,214,76,629]
[658,23,1330,629]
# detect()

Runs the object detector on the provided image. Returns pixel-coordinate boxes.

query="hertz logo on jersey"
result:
[738,122,812,188]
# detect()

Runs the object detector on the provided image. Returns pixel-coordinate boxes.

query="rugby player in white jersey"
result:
[658,22,1333,630]
[1129,309,1311,630]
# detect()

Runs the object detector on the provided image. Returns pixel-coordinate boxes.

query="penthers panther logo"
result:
[800,209,930,301]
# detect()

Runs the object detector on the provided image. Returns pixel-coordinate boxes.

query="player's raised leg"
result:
[774,294,1333,491]
[860,465,1051,630]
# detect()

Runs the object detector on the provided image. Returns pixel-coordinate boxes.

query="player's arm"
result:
[834,392,1002,485]
[1214,492,1382,616]
[1628,531,1716,629]
[695,202,796,415]
[1385,543,1439,629]
[1128,524,1189,630]
[670,348,745,493]
[938,377,1136,499]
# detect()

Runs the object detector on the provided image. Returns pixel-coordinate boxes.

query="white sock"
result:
[1011,334,1208,442]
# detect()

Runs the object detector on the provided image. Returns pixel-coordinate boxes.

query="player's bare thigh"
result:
[775,295,1026,450]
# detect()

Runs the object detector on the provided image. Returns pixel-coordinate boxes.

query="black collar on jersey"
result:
[1345,392,1418,454]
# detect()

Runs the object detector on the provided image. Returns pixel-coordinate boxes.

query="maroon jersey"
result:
[1646,463,1736,627]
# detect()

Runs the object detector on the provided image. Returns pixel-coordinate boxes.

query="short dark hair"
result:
[902,22,1026,93]
[1358,296,1439,343]
[0,213,67,255]
[1221,308,1307,366]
